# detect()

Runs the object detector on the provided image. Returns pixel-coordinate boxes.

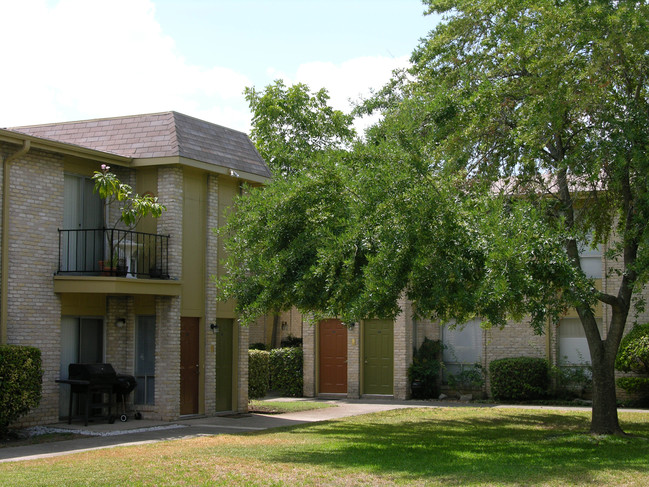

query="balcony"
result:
[54,228,180,296]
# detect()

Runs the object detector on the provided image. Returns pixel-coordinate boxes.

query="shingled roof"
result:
[9,111,270,179]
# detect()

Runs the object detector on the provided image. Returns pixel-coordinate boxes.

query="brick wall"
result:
[3,147,64,426]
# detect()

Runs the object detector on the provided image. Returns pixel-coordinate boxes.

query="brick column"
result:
[237,321,249,412]
[347,321,361,399]
[302,316,316,397]
[204,174,219,413]
[155,295,181,420]
[393,297,413,400]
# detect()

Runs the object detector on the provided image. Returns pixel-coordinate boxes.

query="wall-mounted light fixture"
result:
[281,321,288,331]
[115,318,126,329]
[345,322,357,330]
[210,323,220,334]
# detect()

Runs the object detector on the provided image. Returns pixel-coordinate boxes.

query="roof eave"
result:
[0,129,132,165]
[131,156,270,183]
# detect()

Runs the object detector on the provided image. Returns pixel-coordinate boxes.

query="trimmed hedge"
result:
[248,349,270,399]
[0,345,42,436]
[489,357,549,400]
[269,347,303,397]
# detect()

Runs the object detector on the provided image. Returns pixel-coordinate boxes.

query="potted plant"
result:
[92,165,166,276]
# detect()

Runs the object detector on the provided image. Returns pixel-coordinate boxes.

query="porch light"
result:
[115,318,126,328]
[210,323,219,334]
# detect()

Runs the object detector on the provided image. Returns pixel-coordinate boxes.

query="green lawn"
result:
[1,407,648,486]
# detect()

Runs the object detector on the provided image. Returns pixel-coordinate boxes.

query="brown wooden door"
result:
[319,319,348,393]
[180,317,200,415]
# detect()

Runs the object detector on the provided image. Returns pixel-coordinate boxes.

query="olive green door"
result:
[215,318,233,411]
[363,319,393,394]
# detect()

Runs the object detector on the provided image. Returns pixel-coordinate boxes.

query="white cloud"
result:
[0,0,251,129]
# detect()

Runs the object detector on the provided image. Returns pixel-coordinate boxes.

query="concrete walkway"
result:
[0,397,434,463]
[1,398,645,463]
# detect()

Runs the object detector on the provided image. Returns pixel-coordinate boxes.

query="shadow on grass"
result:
[256,408,649,485]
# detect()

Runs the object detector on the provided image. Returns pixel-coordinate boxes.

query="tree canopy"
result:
[221,0,649,434]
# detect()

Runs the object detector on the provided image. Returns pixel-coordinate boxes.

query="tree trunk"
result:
[589,352,624,435]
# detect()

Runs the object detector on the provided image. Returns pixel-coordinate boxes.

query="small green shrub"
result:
[280,334,303,348]
[616,376,649,394]
[615,323,649,375]
[269,347,303,397]
[408,338,443,399]
[0,345,43,437]
[448,364,485,391]
[490,357,549,401]
[249,342,267,351]
[248,350,270,399]
[550,365,592,399]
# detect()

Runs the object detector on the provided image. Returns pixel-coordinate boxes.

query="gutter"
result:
[1,139,30,344]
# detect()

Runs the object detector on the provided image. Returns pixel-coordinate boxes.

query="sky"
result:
[0,0,440,135]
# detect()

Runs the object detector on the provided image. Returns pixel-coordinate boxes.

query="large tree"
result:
[221,1,649,435]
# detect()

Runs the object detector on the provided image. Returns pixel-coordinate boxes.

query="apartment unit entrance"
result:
[180,317,200,415]
[362,319,393,395]
[319,319,347,393]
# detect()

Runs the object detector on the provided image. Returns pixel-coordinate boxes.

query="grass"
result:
[248,399,336,414]
[1,407,648,486]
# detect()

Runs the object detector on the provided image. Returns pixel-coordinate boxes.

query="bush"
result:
[249,342,267,351]
[615,323,649,375]
[408,338,443,399]
[617,376,649,395]
[248,350,270,399]
[550,365,593,399]
[269,347,303,397]
[489,357,549,401]
[0,345,42,437]
[448,364,485,391]
[280,334,303,348]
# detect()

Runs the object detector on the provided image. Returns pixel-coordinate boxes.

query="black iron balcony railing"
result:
[58,228,170,279]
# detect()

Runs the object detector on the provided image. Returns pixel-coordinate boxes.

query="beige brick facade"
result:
[1,119,263,429]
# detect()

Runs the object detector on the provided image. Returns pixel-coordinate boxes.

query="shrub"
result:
[408,338,443,399]
[248,350,270,399]
[269,347,303,397]
[448,364,485,391]
[489,357,549,401]
[615,323,649,375]
[615,323,649,401]
[280,334,303,348]
[249,342,267,351]
[0,345,42,437]
[550,365,593,399]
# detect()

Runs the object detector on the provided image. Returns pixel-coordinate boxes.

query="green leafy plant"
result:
[248,349,270,399]
[0,345,42,437]
[249,342,267,351]
[447,364,485,392]
[408,338,443,399]
[490,357,550,401]
[269,347,303,397]
[550,365,593,399]
[615,323,649,400]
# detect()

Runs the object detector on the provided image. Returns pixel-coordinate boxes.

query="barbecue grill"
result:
[56,363,137,426]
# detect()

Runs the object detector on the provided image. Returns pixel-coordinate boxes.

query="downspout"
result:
[1,139,31,344]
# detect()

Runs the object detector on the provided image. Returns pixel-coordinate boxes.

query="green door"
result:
[363,319,393,394]
[215,318,234,411]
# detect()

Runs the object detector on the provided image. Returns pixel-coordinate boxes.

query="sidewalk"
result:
[0,397,434,463]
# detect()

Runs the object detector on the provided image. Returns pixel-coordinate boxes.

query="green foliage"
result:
[222,1,649,433]
[244,80,355,177]
[490,357,550,401]
[0,345,42,437]
[280,334,303,348]
[249,342,267,351]
[92,164,166,229]
[269,347,303,397]
[408,338,443,399]
[447,365,485,392]
[615,323,649,375]
[551,365,593,399]
[248,349,270,399]
[616,377,649,395]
